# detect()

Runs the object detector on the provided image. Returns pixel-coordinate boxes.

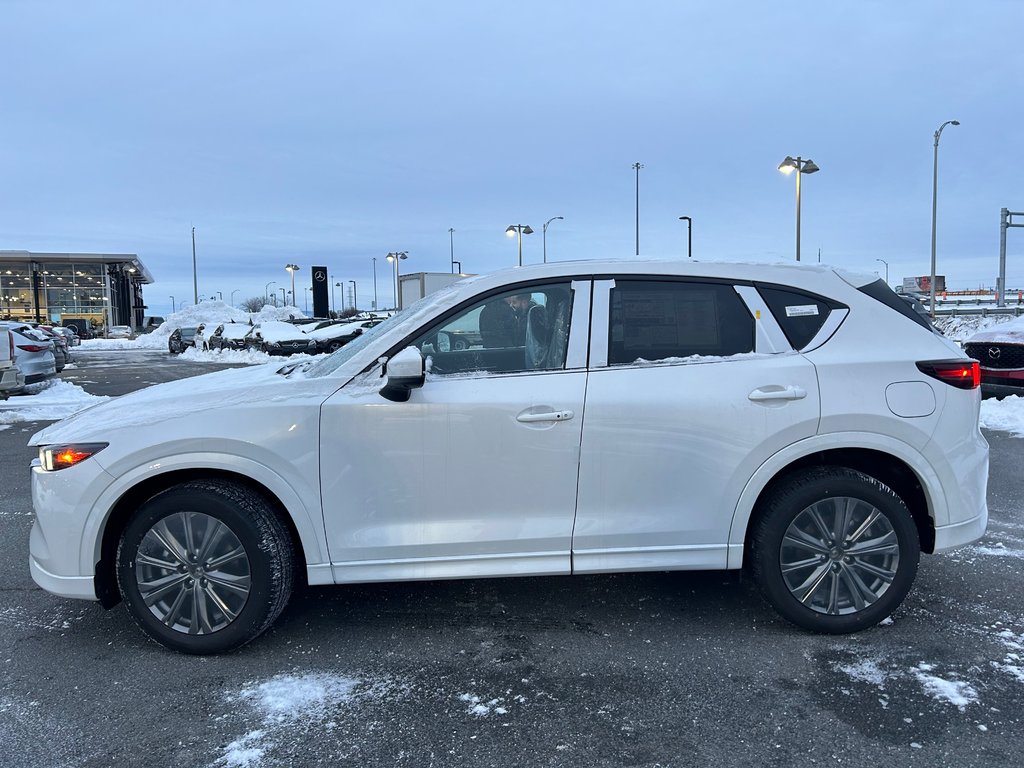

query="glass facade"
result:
[0,253,150,329]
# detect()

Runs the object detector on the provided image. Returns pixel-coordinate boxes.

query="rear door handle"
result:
[748,386,807,402]
[516,410,575,423]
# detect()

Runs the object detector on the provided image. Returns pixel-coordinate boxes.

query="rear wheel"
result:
[116,480,293,654]
[751,467,920,633]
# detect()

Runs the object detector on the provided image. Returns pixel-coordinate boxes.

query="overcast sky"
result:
[2,1,1022,315]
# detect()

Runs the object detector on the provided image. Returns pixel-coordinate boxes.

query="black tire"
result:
[116,480,293,654]
[751,467,920,634]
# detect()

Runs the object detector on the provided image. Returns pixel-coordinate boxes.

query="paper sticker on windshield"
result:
[785,304,819,317]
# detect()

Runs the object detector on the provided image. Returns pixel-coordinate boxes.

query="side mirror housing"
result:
[379,346,426,402]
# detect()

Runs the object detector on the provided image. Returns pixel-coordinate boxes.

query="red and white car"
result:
[964,316,1024,398]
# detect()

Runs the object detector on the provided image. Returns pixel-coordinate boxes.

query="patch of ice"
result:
[459,692,508,717]
[836,659,889,687]
[969,544,1024,558]
[0,379,109,424]
[979,395,1024,438]
[911,663,978,711]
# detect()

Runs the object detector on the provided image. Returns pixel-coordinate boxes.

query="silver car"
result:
[0,327,24,398]
[0,322,56,386]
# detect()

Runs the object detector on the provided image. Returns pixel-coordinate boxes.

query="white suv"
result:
[28,260,988,653]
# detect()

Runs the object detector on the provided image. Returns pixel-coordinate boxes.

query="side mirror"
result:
[379,346,426,402]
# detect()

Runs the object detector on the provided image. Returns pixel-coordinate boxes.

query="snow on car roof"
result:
[256,321,309,342]
[220,323,253,339]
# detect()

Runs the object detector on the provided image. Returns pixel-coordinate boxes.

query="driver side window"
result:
[412,283,574,376]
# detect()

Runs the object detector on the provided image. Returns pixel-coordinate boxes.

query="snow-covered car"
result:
[28,260,988,653]
[168,327,198,354]
[208,322,254,352]
[0,322,56,386]
[108,325,134,339]
[249,320,318,355]
[964,315,1024,398]
[303,318,383,353]
[0,327,24,398]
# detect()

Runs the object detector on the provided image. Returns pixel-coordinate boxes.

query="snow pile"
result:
[979,395,1024,437]
[79,301,307,350]
[0,379,109,423]
[459,692,509,717]
[911,663,978,711]
[935,314,1017,342]
[179,346,275,365]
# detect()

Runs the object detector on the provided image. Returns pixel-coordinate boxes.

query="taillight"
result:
[17,344,49,353]
[916,359,980,390]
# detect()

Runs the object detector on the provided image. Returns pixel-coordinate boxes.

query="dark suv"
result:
[964,318,1024,398]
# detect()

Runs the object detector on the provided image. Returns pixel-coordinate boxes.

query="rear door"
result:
[572,277,821,573]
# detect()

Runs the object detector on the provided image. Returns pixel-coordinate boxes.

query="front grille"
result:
[965,343,1024,370]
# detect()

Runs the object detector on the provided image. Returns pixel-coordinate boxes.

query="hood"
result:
[29,362,320,446]
[966,316,1024,345]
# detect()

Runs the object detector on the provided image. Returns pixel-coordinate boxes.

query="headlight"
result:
[39,443,108,472]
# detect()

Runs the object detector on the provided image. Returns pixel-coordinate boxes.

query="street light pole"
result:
[279,287,286,305]
[876,258,889,285]
[386,252,408,309]
[349,280,357,312]
[265,281,275,304]
[191,226,198,305]
[372,259,378,310]
[304,287,311,313]
[930,119,960,318]
[632,162,644,256]
[678,216,692,259]
[504,225,534,267]
[543,216,563,263]
[230,289,239,306]
[778,156,821,262]
[449,228,456,273]
[335,282,344,312]
[169,295,175,313]
[284,264,300,307]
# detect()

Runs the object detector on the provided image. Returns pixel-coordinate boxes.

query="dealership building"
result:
[0,250,153,329]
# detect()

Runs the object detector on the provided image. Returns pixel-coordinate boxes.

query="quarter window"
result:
[607,280,754,365]
[756,286,835,349]
[411,283,575,376]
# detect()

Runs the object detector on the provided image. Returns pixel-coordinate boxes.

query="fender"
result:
[725,431,943,569]
[78,451,333,585]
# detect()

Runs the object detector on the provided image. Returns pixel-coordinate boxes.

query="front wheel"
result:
[751,467,920,634]
[116,480,294,654]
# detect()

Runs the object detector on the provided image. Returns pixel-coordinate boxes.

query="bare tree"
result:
[240,296,266,312]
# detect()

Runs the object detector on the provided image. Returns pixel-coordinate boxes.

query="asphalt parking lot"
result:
[1,350,1022,767]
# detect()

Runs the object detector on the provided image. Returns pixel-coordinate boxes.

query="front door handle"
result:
[516,410,575,423]
[748,386,807,402]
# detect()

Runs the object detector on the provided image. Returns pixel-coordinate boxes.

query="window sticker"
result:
[785,304,819,317]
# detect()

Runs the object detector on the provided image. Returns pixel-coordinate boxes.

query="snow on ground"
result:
[80,301,307,350]
[911,663,978,711]
[216,673,371,768]
[0,379,109,424]
[979,395,1024,437]
[459,692,510,717]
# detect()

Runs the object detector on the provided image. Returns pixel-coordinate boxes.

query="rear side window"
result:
[757,286,836,349]
[608,280,753,365]
[858,279,933,332]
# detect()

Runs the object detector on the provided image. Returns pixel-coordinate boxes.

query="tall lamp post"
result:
[930,119,960,318]
[632,162,643,256]
[304,287,311,313]
[505,225,533,267]
[191,226,198,305]
[230,289,239,306]
[372,258,379,310]
[169,295,175,313]
[386,251,408,309]
[265,281,275,304]
[449,227,460,274]
[284,263,300,306]
[678,216,692,259]
[876,258,889,285]
[778,155,821,262]
[543,216,563,263]
[349,280,357,312]
[279,287,286,306]
[335,281,344,312]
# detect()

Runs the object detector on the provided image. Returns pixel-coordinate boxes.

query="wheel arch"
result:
[93,468,310,609]
[728,437,939,569]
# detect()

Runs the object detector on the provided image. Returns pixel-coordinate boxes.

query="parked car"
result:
[108,325,135,339]
[191,323,211,351]
[303,318,383,353]
[208,322,254,351]
[62,318,94,339]
[52,326,81,347]
[27,260,988,654]
[249,320,318,355]
[32,325,69,373]
[167,327,198,354]
[964,315,1024,398]
[0,321,56,386]
[0,327,24,398]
